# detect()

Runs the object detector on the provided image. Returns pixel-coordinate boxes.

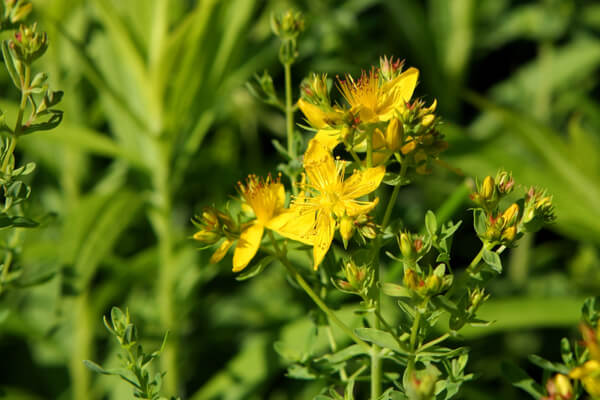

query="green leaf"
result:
[425,210,438,236]
[473,209,487,237]
[235,256,275,281]
[320,344,367,364]
[501,361,544,399]
[382,283,411,298]
[83,360,112,375]
[582,296,600,325]
[528,354,569,375]
[482,247,502,273]
[1,40,20,90]
[354,328,407,354]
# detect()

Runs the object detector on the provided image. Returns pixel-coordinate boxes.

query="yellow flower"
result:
[338,66,419,124]
[274,141,385,269]
[297,98,345,151]
[232,174,286,272]
[570,360,600,397]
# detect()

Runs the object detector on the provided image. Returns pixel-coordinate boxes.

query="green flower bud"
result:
[399,232,413,258]
[10,23,47,64]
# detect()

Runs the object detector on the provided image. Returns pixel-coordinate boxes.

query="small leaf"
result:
[473,209,487,237]
[501,361,544,399]
[528,354,570,374]
[382,283,411,298]
[482,248,502,273]
[235,255,275,281]
[83,360,112,375]
[1,40,20,89]
[354,328,407,354]
[320,344,367,364]
[425,210,438,236]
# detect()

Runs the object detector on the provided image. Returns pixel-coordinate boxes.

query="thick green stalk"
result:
[71,292,93,400]
[149,140,179,395]
[267,231,371,352]
[364,130,382,398]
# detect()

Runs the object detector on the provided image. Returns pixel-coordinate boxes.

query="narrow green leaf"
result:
[1,40,20,89]
[501,361,544,399]
[235,255,275,281]
[528,354,569,375]
[382,283,411,298]
[354,327,406,354]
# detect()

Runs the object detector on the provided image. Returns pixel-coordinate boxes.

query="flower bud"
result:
[496,171,514,194]
[399,232,413,258]
[271,10,304,39]
[379,56,404,81]
[385,118,402,152]
[403,268,420,290]
[339,215,354,248]
[500,225,517,243]
[481,176,495,201]
[421,114,435,127]
[193,229,220,245]
[424,274,441,295]
[502,203,520,227]
[467,288,489,315]
[10,23,48,64]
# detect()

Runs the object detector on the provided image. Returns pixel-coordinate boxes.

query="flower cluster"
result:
[195,58,438,272]
[471,171,556,247]
[569,323,600,398]
[298,56,446,174]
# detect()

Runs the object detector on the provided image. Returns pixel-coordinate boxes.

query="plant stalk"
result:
[267,231,371,352]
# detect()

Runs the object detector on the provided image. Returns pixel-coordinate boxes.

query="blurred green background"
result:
[0,0,599,399]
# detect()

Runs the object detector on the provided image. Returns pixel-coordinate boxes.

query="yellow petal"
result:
[298,98,329,129]
[210,239,234,264]
[393,67,419,104]
[312,129,342,151]
[304,140,338,191]
[232,223,264,272]
[342,166,386,199]
[372,128,390,166]
[276,182,286,210]
[268,207,317,245]
[313,211,335,270]
[341,197,379,217]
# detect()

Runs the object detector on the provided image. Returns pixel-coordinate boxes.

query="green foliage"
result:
[85,307,180,400]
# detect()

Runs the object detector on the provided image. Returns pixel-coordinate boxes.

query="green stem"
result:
[467,242,491,274]
[149,140,179,395]
[406,307,422,373]
[283,61,298,195]
[284,62,294,158]
[71,292,94,400]
[267,231,371,352]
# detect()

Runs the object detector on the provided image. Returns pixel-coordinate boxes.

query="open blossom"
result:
[274,141,385,269]
[337,66,418,124]
[298,61,419,152]
[231,174,290,272]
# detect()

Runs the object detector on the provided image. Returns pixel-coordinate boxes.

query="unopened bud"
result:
[339,215,354,247]
[399,233,413,258]
[193,229,220,245]
[403,268,419,290]
[424,274,441,294]
[421,114,434,127]
[502,203,520,226]
[385,118,402,151]
[481,176,495,200]
[500,226,517,243]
